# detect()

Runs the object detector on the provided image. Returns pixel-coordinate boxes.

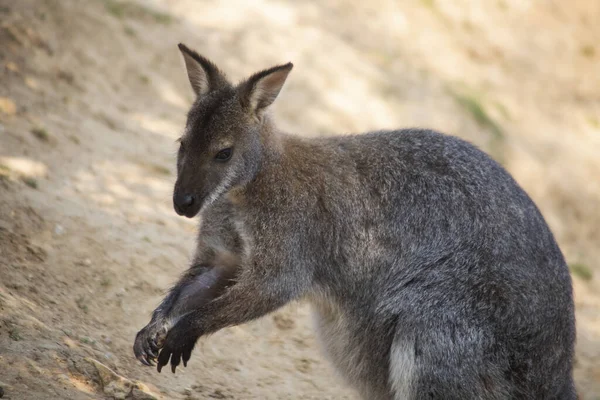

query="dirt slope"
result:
[0,0,598,399]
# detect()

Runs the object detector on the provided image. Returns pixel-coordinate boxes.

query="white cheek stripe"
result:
[201,166,238,212]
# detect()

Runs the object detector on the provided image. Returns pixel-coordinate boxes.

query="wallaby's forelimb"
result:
[133,261,236,366]
[155,265,306,372]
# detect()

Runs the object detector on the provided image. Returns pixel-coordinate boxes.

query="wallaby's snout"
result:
[173,173,204,218]
[173,191,196,217]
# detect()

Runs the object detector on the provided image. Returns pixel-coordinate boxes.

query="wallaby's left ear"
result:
[178,43,229,96]
[238,62,293,116]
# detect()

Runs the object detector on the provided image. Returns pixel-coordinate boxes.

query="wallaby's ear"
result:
[238,62,293,116]
[178,43,229,96]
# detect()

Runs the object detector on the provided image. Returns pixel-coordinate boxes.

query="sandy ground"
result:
[0,0,599,398]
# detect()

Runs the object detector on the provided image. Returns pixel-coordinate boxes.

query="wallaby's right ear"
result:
[238,62,293,117]
[178,43,229,96]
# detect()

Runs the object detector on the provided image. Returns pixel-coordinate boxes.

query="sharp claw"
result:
[182,348,191,367]
[171,352,181,373]
[146,353,156,365]
[157,348,171,374]
[138,354,151,366]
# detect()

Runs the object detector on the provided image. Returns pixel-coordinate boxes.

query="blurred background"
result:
[0,0,598,398]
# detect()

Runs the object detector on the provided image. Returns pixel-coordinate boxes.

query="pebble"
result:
[0,97,16,115]
[54,224,65,235]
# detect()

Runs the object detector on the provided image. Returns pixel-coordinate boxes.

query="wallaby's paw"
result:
[156,324,198,373]
[133,323,168,367]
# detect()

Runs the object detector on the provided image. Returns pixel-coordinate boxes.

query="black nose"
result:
[173,193,195,214]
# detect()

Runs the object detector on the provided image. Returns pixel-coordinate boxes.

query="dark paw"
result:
[156,325,198,373]
[133,323,168,366]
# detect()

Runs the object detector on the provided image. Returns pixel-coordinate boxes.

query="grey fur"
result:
[134,44,576,399]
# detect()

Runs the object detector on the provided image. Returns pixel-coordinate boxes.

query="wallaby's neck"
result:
[256,124,329,188]
[258,116,285,163]
[242,118,335,204]
[228,117,290,202]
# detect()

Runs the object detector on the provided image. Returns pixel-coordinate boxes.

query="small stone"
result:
[5,62,19,72]
[63,337,78,348]
[0,97,16,115]
[24,77,39,90]
[54,224,65,235]
[132,382,158,400]
[84,358,157,400]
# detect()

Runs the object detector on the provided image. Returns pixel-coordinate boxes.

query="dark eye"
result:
[215,148,233,161]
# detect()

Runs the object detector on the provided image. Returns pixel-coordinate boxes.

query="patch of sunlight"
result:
[130,112,181,139]
[8,291,40,312]
[169,0,296,29]
[0,156,48,177]
[105,180,136,199]
[324,87,400,130]
[253,0,296,26]
[22,314,50,331]
[89,193,117,206]
[577,315,600,339]
[71,160,178,223]
[154,77,190,110]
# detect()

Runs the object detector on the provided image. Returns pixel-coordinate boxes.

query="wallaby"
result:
[134,43,576,400]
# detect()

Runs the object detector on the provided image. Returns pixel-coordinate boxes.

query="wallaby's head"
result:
[173,44,292,218]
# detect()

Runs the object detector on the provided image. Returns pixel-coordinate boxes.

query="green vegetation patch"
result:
[580,45,595,58]
[104,0,173,25]
[420,0,436,10]
[0,164,10,178]
[450,89,504,139]
[9,327,22,341]
[76,296,89,313]
[21,177,38,189]
[570,263,593,281]
[31,126,50,142]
